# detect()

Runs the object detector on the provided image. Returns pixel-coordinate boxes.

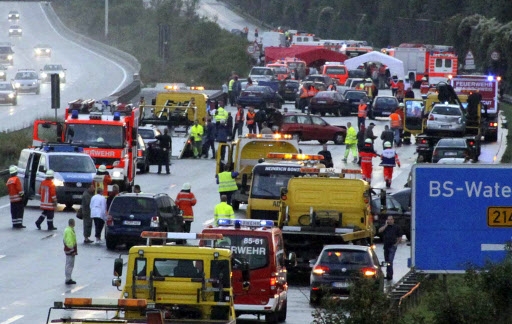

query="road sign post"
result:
[412,165,512,273]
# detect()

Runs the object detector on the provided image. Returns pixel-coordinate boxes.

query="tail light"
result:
[150,216,159,228]
[418,139,427,145]
[270,275,277,290]
[468,140,475,146]
[489,122,498,127]
[361,267,377,277]
[312,265,329,275]
[137,149,143,157]
[106,215,113,226]
[428,114,434,121]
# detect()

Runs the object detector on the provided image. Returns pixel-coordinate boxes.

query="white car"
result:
[248,66,276,83]
[40,64,66,83]
[426,104,466,136]
[13,69,40,94]
[8,25,22,37]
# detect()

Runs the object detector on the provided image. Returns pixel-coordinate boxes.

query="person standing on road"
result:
[81,183,95,244]
[190,119,204,159]
[342,122,358,163]
[364,122,377,146]
[175,182,197,233]
[380,141,401,188]
[359,139,379,184]
[246,106,256,134]
[214,195,235,226]
[202,117,216,159]
[228,77,237,107]
[63,218,77,285]
[35,170,58,230]
[254,108,267,133]
[379,215,402,281]
[6,165,25,229]
[357,98,368,130]
[380,125,395,149]
[94,164,111,197]
[106,184,120,211]
[216,164,239,205]
[90,187,107,244]
[389,108,403,147]
[155,128,172,174]
[233,105,245,139]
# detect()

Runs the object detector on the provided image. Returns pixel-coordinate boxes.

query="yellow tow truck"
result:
[48,232,244,323]
[277,168,374,273]
[217,134,300,210]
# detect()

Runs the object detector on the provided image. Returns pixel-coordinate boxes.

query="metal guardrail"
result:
[387,270,430,319]
[0,169,9,177]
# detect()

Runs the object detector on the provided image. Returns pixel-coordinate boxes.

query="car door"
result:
[310,116,330,141]
[35,153,47,198]
[296,115,313,140]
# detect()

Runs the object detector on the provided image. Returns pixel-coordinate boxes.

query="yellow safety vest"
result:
[190,124,204,142]
[228,79,235,91]
[215,107,228,122]
[214,202,235,226]
[218,171,238,192]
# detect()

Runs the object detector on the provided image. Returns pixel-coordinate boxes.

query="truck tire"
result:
[333,133,345,145]
[106,235,118,250]
[265,311,278,324]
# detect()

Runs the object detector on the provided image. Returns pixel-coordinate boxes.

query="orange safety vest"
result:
[246,111,255,125]
[358,103,367,118]
[299,87,309,99]
[6,176,23,203]
[94,173,112,197]
[390,80,398,89]
[40,179,57,210]
[235,108,245,122]
[390,113,402,128]
[307,87,317,97]
[175,191,197,221]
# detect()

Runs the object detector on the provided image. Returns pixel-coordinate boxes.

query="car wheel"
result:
[106,234,118,250]
[368,110,375,120]
[292,133,301,142]
[265,311,278,324]
[333,133,345,145]
[320,111,326,117]
[12,99,17,106]
[278,300,287,322]
[138,165,145,174]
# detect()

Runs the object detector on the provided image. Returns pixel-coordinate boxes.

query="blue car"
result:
[237,85,283,109]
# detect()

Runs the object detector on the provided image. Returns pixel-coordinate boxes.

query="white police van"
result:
[17,144,97,208]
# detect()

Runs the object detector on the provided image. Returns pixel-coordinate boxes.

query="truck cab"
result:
[216,134,300,210]
[202,219,292,323]
[112,231,237,323]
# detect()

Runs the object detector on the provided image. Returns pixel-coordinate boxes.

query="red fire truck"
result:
[394,43,458,88]
[33,99,139,192]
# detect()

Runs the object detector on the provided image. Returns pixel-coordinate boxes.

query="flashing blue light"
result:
[102,100,109,106]
[43,145,83,153]
[217,218,274,228]
[71,110,79,119]
[487,75,494,81]
[113,111,121,121]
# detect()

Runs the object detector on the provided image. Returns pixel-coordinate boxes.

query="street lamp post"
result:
[105,0,109,39]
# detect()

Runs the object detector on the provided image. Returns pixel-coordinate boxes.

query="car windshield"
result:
[0,47,12,54]
[65,124,124,147]
[345,91,366,100]
[251,171,299,199]
[0,83,13,90]
[48,155,96,173]
[271,67,288,74]
[216,235,269,270]
[110,197,157,214]
[15,72,37,80]
[432,106,461,116]
[320,249,371,265]
[325,67,346,74]
[139,128,158,139]
[44,64,63,71]
[376,97,398,107]
[251,68,272,76]
[152,259,204,278]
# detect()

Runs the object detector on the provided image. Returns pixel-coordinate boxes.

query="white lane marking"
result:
[0,204,9,209]
[39,3,129,93]
[0,255,6,259]
[481,244,506,251]
[1,315,24,324]
[62,284,88,295]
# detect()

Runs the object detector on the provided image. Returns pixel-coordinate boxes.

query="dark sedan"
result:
[237,85,284,109]
[279,113,346,144]
[281,79,299,101]
[369,95,399,118]
[309,91,345,116]
[342,90,368,116]
[309,245,385,304]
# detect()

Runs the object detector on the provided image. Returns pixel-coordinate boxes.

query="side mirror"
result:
[287,252,297,267]
[309,259,317,268]
[241,261,250,291]
[380,189,387,212]
[114,256,123,277]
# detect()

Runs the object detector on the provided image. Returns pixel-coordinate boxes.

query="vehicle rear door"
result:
[297,115,313,140]
[159,196,183,232]
[404,99,425,135]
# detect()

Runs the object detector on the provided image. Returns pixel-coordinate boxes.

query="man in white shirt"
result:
[90,188,107,244]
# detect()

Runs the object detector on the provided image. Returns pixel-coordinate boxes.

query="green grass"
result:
[0,127,33,195]
[500,102,512,163]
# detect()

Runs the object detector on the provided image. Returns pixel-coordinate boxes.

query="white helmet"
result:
[384,141,392,148]
[9,165,17,174]
[98,165,107,173]
[182,182,191,190]
[46,169,55,178]
[97,137,104,143]
[399,103,405,107]
[365,138,372,144]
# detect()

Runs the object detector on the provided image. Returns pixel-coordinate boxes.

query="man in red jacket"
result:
[6,165,25,228]
[175,182,197,233]
[36,170,58,230]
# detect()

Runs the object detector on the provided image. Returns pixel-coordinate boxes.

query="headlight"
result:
[14,83,20,88]
[59,72,65,78]
[0,72,4,76]
[35,49,41,54]
[53,179,64,186]
[41,73,47,78]
[45,49,50,53]
[8,93,14,98]
[112,171,122,178]
[9,29,13,33]
[7,55,12,60]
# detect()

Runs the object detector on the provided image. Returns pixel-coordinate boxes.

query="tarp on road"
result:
[265,46,348,68]
[344,51,405,80]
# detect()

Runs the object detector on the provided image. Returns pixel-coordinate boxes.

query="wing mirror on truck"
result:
[379,189,387,213]
[241,260,251,291]
[112,255,123,290]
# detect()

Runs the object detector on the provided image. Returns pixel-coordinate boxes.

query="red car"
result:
[279,113,346,144]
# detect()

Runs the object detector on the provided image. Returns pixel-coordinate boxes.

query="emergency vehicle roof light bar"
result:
[42,144,83,153]
[245,133,292,139]
[267,152,324,160]
[217,218,274,228]
[63,297,147,308]
[140,231,223,240]
[71,109,79,119]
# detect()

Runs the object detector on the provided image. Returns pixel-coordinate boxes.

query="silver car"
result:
[13,69,40,94]
[0,81,17,105]
[40,64,66,83]
[426,104,466,136]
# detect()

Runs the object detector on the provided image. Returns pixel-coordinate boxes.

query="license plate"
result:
[332,281,349,288]
[317,100,326,104]
[72,194,82,199]
[123,220,141,226]
[248,94,255,97]
[382,112,391,116]
[441,124,451,128]
[444,152,457,156]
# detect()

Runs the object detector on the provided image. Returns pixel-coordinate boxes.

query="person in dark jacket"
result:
[202,117,216,159]
[405,87,415,99]
[226,112,233,140]
[364,122,377,146]
[356,124,366,165]
[380,125,395,149]
[155,128,172,174]
[378,215,402,280]
[254,108,267,133]
[317,144,333,168]
[215,119,229,160]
